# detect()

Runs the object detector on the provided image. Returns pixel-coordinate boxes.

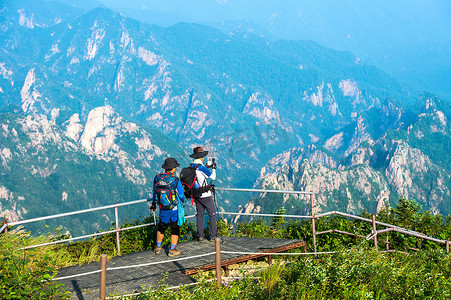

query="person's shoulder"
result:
[154,172,165,178]
[197,165,211,175]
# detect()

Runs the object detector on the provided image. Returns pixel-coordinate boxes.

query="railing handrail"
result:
[316,211,430,238]
[219,212,312,219]
[215,187,313,195]
[6,198,150,227]
[20,222,156,250]
[2,187,313,228]
[220,211,449,245]
[2,188,449,251]
[17,215,196,250]
[334,211,432,239]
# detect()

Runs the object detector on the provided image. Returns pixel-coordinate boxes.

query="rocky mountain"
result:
[244,95,450,216]
[98,0,451,101]
[0,106,189,234]
[0,1,449,231]
[0,2,414,175]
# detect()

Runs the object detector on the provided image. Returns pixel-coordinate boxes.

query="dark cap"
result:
[161,157,180,170]
[189,146,209,159]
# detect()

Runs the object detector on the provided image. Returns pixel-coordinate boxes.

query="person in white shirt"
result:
[189,147,217,242]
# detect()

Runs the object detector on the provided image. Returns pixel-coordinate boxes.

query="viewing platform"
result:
[3,189,448,299]
[56,236,306,299]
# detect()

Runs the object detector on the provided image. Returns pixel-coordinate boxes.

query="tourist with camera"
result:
[187,147,217,242]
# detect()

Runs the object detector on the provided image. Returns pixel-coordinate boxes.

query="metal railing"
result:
[0,197,195,253]
[6,199,148,227]
[2,187,450,254]
[215,187,313,196]
[3,187,451,299]
[215,187,318,253]
[214,188,450,253]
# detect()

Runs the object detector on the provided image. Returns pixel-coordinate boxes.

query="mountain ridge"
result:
[244,96,450,217]
[0,2,449,230]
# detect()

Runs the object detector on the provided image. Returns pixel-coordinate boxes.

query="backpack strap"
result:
[191,164,202,205]
[191,164,201,184]
[191,163,201,170]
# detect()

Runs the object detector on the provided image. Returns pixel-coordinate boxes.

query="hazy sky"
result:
[97,0,451,47]
[93,0,451,96]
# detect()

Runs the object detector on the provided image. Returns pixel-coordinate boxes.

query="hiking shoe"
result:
[208,237,216,242]
[168,248,180,257]
[198,237,205,243]
[154,246,162,255]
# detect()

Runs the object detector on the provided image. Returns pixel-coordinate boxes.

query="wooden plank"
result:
[184,241,306,275]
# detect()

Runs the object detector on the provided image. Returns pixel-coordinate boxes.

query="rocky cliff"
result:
[243,95,450,216]
[0,106,188,234]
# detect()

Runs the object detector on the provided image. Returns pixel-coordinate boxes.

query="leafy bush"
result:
[117,245,451,299]
[2,197,450,299]
[278,246,451,299]
[0,230,70,299]
[233,199,451,253]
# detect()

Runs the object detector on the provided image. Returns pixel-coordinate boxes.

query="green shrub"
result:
[0,229,70,299]
[2,197,450,299]
[117,245,451,299]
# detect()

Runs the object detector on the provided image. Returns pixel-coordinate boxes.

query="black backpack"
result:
[180,164,210,203]
[154,173,179,210]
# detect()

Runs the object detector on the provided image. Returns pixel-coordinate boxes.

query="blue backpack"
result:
[155,173,179,210]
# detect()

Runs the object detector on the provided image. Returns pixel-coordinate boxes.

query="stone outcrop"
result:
[244,102,450,216]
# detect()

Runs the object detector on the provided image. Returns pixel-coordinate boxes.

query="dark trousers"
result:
[194,196,217,238]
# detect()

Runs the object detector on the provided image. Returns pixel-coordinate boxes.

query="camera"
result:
[207,157,217,169]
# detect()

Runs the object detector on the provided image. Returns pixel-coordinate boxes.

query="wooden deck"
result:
[56,237,306,300]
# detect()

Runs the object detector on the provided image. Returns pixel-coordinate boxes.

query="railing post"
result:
[372,214,378,248]
[215,237,222,287]
[310,193,317,257]
[152,210,157,225]
[99,254,107,300]
[1,222,7,234]
[114,204,121,256]
[386,235,390,251]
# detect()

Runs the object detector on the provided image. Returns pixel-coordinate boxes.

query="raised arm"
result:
[198,165,216,180]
